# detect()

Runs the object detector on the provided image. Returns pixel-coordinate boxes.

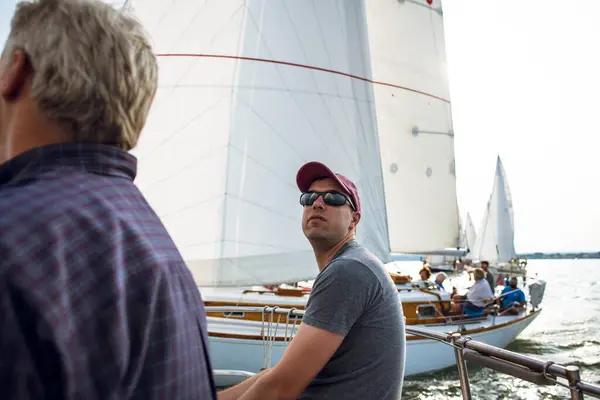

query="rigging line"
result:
[155,53,451,104]
[281,0,359,177]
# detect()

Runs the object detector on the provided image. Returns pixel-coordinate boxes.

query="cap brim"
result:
[296,161,351,195]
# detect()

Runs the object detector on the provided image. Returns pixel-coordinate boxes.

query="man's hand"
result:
[217,369,269,400]
[237,323,345,400]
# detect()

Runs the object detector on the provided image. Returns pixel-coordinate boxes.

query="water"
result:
[401,259,600,399]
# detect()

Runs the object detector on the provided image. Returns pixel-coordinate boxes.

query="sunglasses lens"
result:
[323,192,346,206]
[300,192,316,206]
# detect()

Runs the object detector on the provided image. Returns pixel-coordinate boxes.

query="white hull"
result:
[490,263,527,276]
[429,263,455,273]
[403,312,538,375]
[208,309,541,387]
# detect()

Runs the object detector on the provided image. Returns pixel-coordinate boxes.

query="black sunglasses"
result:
[299,191,356,210]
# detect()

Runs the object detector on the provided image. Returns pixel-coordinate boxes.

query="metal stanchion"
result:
[452,332,472,399]
[565,365,584,400]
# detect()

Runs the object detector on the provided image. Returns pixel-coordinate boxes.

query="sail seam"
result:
[155,53,451,104]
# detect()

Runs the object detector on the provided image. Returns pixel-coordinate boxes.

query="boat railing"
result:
[204,305,600,399]
[213,369,256,378]
[406,325,600,400]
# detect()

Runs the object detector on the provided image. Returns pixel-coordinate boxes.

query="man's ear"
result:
[1,49,30,101]
[351,211,361,228]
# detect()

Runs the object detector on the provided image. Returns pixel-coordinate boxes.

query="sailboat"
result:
[462,213,477,261]
[427,213,477,272]
[467,156,526,275]
[461,213,477,265]
[117,0,543,386]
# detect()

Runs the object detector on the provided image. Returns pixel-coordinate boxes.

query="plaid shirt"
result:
[0,143,216,399]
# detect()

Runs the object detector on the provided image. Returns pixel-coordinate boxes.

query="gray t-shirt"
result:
[300,241,405,399]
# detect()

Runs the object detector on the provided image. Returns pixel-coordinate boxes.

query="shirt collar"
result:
[331,239,358,261]
[0,142,137,187]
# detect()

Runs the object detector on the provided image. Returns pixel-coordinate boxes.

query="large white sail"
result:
[461,213,477,251]
[123,1,391,286]
[364,0,460,254]
[469,156,517,263]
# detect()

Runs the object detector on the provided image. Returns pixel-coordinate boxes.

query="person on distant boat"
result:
[454,258,463,272]
[498,277,527,315]
[434,272,448,290]
[419,265,432,281]
[218,161,405,400]
[497,274,507,287]
[451,268,494,316]
[0,1,215,398]
[480,260,496,292]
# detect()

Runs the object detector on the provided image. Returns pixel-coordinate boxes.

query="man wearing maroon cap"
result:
[219,162,404,400]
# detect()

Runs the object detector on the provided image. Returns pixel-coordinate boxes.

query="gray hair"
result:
[473,268,485,281]
[436,272,447,281]
[2,0,158,150]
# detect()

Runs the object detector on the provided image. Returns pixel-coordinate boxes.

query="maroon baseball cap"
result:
[296,161,361,213]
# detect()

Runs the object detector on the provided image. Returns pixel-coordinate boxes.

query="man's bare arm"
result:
[238,323,344,400]
[217,369,270,400]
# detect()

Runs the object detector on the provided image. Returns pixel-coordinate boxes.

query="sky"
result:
[0,0,598,253]
[442,0,600,252]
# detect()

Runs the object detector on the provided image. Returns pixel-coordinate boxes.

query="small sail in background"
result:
[469,156,517,264]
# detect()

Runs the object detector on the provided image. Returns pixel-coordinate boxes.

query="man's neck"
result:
[1,108,70,164]
[313,233,355,271]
